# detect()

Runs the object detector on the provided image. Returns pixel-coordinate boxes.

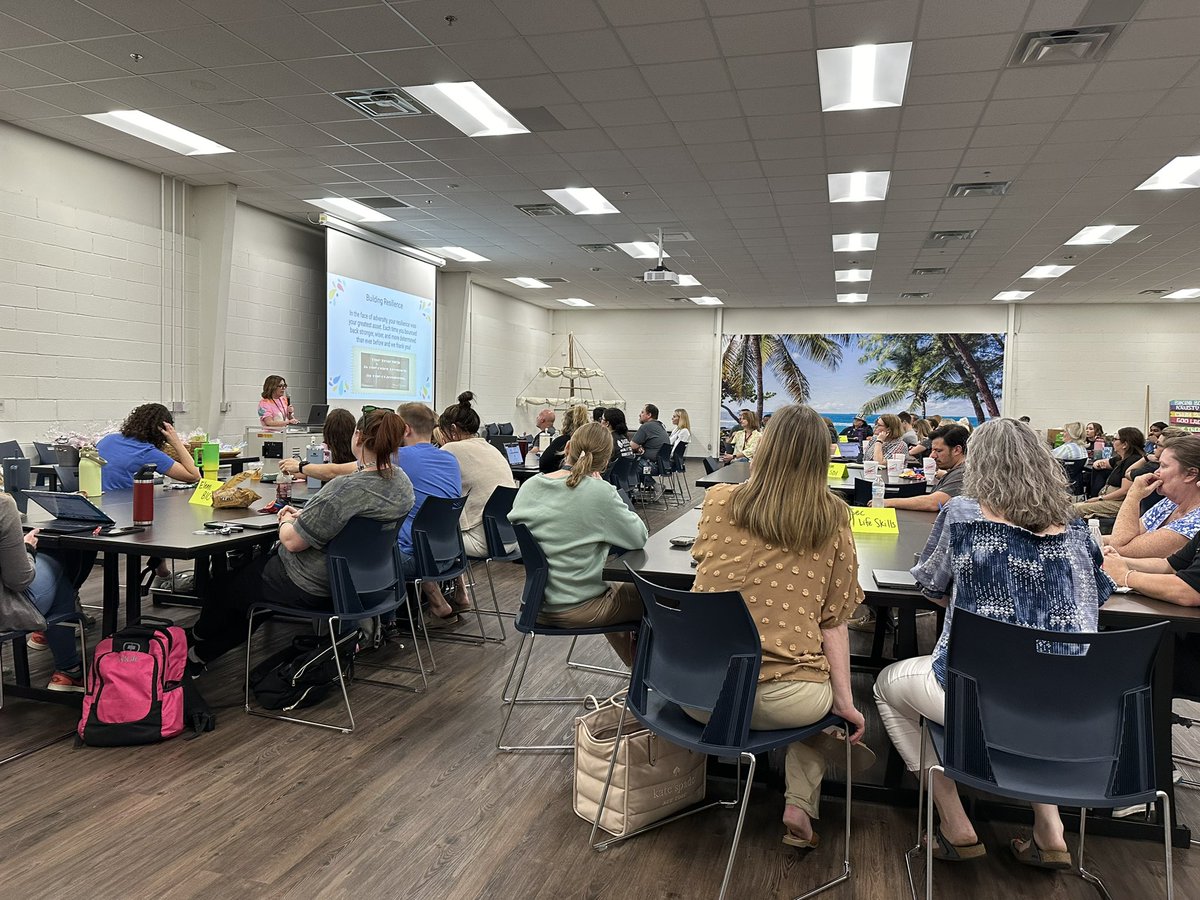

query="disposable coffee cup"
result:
[863,460,879,479]
[887,458,903,476]
[923,458,937,480]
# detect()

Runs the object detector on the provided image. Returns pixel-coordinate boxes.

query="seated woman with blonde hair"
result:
[1052,422,1087,460]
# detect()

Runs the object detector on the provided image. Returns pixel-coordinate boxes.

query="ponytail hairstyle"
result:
[355,409,406,476]
[438,390,481,439]
[564,422,612,488]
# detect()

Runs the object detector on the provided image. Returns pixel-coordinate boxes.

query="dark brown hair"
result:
[261,374,286,400]
[603,407,629,437]
[1116,426,1146,460]
[396,402,437,437]
[439,391,481,437]
[323,408,356,465]
[355,409,405,475]
[120,403,173,447]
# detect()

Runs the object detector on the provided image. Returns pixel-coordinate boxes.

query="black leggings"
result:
[191,552,328,664]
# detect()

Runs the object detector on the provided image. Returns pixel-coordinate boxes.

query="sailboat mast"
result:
[567,331,575,401]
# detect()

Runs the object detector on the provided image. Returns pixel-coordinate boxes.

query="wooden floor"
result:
[3,490,1199,899]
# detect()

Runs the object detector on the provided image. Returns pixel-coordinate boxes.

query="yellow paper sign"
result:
[189,478,224,507]
[827,462,848,478]
[848,506,899,534]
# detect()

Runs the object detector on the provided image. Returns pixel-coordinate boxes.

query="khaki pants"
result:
[687,679,834,818]
[1072,496,1123,519]
[536,582,642,665]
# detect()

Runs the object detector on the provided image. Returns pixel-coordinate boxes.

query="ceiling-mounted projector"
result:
[643,265,679,284]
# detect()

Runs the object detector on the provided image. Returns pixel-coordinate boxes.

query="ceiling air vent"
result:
[947,181,1011,198]
[929,229,976,241]
[516,203,568,217]
[355,197,413,210]
[1138,289,1169,295]
[333,89,426,118]
[578,243,618,253]
[913,267,948,276]
[537,276,569,284]
[656,231,695,242]
[900,292,931,299]
[1009,25,1123,67]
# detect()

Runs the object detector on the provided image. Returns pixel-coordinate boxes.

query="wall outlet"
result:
[170,401,187,413]
[219,401,232,414]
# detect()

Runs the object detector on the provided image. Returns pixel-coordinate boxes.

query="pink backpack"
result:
[78,624,188,746]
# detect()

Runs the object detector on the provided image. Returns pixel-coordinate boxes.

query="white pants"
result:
[872,655,944,773]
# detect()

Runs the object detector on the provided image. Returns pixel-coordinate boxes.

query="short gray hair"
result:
[964,418,1074,531]
[1062,421,1085,443]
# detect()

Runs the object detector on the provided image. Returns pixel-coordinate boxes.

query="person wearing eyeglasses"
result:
[259,375,298,427]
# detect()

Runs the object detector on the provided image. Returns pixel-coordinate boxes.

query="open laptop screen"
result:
[23,490,113,523]
[504,443,524,466]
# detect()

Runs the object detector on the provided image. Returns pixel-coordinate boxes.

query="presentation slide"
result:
[326,273,434,403]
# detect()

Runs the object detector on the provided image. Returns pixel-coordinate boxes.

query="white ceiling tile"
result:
[492,0,608,35]
[557,67,651,103]
[6,43,131,82]
[1106,17,1200,61]
[904,71,998,105]
[303,6,427,54]
[204,97,299,125]
[87,0,209,31]
[582,97,665,127]
[143,68,256,102]
[1067,90,1169,120]
[0,12,56,49]
[439,38,548,79]
[541,127,617,152]
[283,54,379,91]
[0,1,128,41]
[737,85,820,118]
[979,96,1073,126]
[725,52,817,90]
[596,0,708,26]
[901,101,984,130]
[83,75,188,108]
[813,0,920,46]
[527,29,632,73]
[910,34,1016,76]
[214,62,317,97]
[70,35,197,74]
[398,2,517,44]
[640,59,732,96]
[659,91,742,121]
[712,10,813,57]
[19,82,113,114]
[0,52,65,89]
[617,20,719,65]
[917,0,1030,39]
[224,15,348,60]
[674,118,750,143]
[484,73,577,108]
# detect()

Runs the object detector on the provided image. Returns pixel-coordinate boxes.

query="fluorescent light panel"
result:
[505,277,551,289]
[1065,225,1138,245]
[1164,289,1200,300]
[556,298,594,307]
[431,246,490,262]
[832,232,879,252]
[817,42,913,112]
[688,296,723,306]
[616,242,669,259]
[994,291,1034,301]
[835,268,872,282]
[402,81,528,137]
[837,293,868,304]
[1022,265,1074,278]
[828,171,890,202]
[84,110,233,155]
[676,275,701,287]
[543,187,619,215]
[1136,156,1200,191]
[306,197,393,222]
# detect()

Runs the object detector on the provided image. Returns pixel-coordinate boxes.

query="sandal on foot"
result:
[930,826,986,861]
[782,829,820,850]
[1009,837,1071,870]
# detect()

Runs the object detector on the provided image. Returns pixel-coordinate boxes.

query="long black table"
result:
[606,505,1197,847]
[696,463,931,499]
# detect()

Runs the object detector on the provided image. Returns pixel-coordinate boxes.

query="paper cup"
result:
[887,458,903,476]
[863,460,879,479]
[923,458,937,479]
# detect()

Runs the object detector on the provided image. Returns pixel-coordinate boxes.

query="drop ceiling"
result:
[2,0,1200,309]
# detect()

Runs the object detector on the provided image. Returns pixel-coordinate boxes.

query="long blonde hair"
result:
[727,404,845,551]
[674,408,691,430]
[563,404,589,435]
[564,422,612,488]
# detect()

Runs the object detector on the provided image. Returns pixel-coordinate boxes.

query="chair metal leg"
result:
[426,565,505,645]
[565,634,630,678]
[483,559,515,621]
[411,578,439,667]
[1076,806,1115,900]
[496,633,582,752]
[794,733,853,899]
[903,722,928,900]
[354,594,430,693]
[925,764,941,900]
[1160,792,1175,900]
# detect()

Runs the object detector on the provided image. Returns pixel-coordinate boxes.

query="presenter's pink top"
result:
[258,397,290,427]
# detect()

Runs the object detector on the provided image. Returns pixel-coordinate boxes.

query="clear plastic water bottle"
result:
[871,473,886,508]
[1088,518,1102,546]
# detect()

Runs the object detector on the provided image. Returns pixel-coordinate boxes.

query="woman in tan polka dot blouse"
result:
[690,403,867,850]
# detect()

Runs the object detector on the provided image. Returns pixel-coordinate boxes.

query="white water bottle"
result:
[1088,518,1102,546]
[871,473,886,508]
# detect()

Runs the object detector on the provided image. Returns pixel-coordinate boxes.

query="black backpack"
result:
[248,630,358,711]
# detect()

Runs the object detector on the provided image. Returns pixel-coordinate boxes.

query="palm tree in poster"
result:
[721,333,845,422]
[856,333,1004,420]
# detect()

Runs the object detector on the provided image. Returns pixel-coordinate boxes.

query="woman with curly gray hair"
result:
[873,417,1112,871]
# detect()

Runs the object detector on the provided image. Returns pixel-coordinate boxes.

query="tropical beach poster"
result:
[720,332,1005,429]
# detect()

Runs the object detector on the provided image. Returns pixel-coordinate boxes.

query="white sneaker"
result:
[1110,803,1150,819]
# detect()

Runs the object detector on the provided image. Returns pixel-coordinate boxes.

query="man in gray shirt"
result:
[631,403,669,460]
[885,424,969,511]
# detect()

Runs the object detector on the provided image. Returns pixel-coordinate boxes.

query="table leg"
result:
[12,637,31,687]
[1153,632,1187,846]
[895,608,919,659]
[102,552,120,636]
[125,554,142,628]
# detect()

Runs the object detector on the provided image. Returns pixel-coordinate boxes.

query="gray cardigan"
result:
[0,493,37,622]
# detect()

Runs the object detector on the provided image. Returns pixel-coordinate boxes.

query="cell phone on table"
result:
[96,525,145,536]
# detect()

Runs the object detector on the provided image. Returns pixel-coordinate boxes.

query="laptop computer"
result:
[23,489,115,534]
[304,404,329,427]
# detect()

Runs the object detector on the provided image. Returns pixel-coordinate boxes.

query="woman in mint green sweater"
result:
[509,421,649,665]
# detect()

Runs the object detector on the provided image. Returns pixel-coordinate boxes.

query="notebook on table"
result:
[22,489,115,534]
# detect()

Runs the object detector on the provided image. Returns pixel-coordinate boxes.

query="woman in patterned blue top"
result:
[874,417,1113,871]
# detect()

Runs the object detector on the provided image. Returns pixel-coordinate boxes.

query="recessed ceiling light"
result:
[994,291,1034,301]
[1163,288,1200,300]
[542,187,619,215]
[84,110,233,155]
[837,293,868,304]
[1135,156,1200,191]
[616,241,669,259]
[817,42,913,112]
[556,297,594,307]
[1022,264,1074,278]
[688,296,723,306]
[402,81,529,137]
[835,268,872,282]
[828,171,890,203]
[676,275,701,287]
[306,197,393,222]
[505,277,552,289]
[1064,225,1138,245]
[832,232,879,252]
[431,246,490,262]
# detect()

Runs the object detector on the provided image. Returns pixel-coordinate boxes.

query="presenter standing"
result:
[258,375,298,427]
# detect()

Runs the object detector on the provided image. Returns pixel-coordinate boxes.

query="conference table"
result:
[30,457,260,492]
[697,462,932,500]
[604,505,1199,847]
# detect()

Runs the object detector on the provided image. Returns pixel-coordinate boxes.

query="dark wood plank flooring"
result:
[2,489,1197,899]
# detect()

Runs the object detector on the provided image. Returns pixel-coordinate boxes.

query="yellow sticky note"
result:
[189,478,224,507]
[849,506,900,534]
[827,462,848,478]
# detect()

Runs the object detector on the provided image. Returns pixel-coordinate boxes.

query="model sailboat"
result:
[516,332,624,410]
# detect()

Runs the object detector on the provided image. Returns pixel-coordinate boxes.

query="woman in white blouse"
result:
[1051,421,1088,460]
[721,410,761,463]
[669,408,692,449]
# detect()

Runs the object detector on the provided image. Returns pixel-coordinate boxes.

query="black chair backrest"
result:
[326,517,403,617]
[943,609,1166,799]
[33,442,56,465]
[616,488,635,512]
[1059,458,1087,494]
[607,455,639,491]
[54,466,80,492]
[411,495,468,577]
[0,440,23,461]
[669,441,688,473]
[498,422,514,436]
[851,477,926,506]
[627,569,758,752]
[481,485,519,558]
[511,523,549,631]
[702,457,721,475]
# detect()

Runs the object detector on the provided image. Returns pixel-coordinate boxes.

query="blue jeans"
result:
[24,551,82,672]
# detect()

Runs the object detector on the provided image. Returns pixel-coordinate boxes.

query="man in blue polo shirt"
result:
[394,402,462,622]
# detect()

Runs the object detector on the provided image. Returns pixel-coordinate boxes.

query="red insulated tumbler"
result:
[133,464,156,526]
